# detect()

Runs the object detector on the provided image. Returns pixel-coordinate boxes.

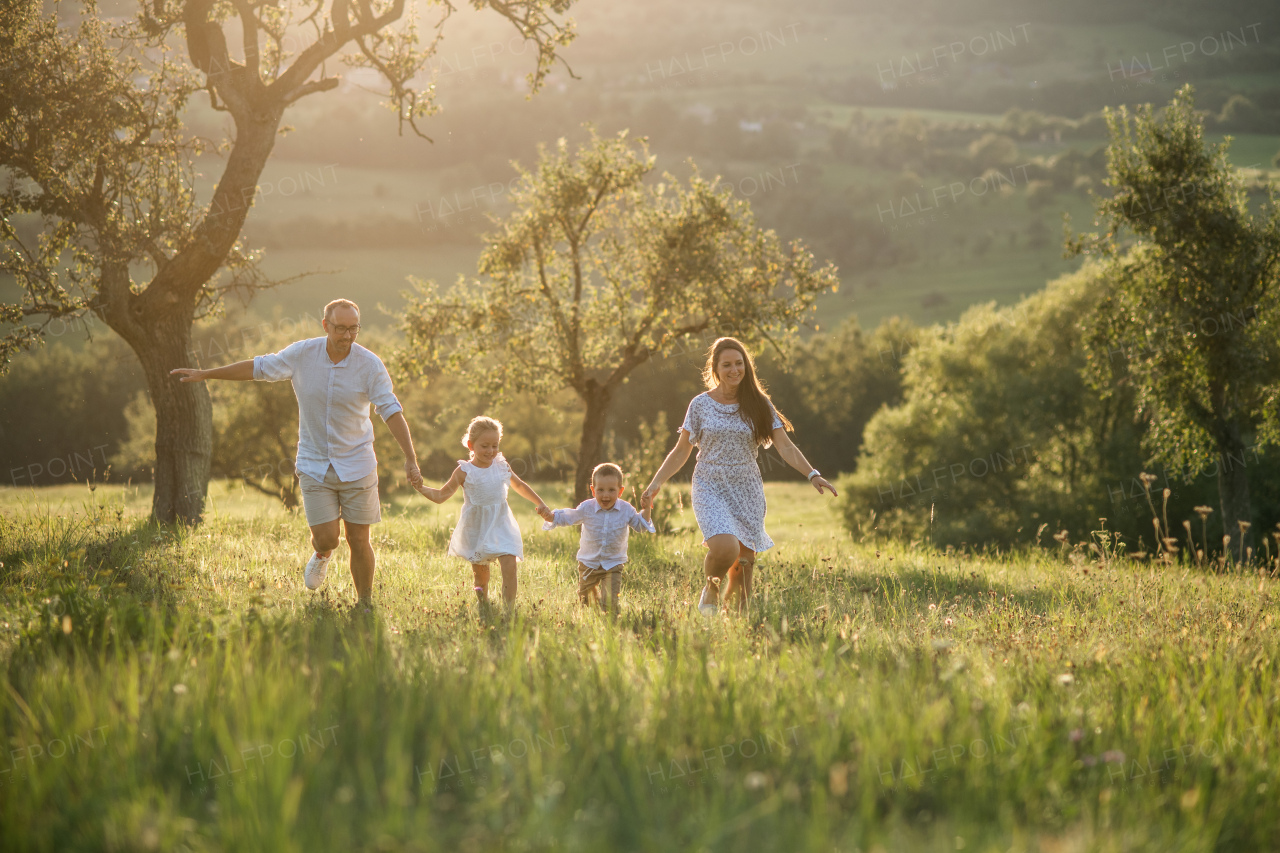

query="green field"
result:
[2,481,1278,850]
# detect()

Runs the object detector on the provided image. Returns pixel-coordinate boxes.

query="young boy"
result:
[542,463,655,613]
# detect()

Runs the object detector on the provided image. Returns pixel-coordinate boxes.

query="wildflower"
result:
[1069,728,1084,742]
[944,618,953,627]
[1194,506,1213,520]
[1057,673,1074,685]
[928,603,937,611]
[1101,750,1125,764]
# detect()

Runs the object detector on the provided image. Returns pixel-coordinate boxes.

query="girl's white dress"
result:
[448,453,524,564]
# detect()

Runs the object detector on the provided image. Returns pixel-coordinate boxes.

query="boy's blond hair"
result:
[591,462,624,487]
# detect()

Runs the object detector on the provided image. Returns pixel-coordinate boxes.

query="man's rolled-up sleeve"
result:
[253,342,301,382]
[367,357,404,421]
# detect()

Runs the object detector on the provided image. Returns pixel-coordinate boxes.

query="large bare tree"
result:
[0,0,575,522]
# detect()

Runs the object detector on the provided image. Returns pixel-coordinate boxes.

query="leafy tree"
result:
[0,0,575,522]
[837,267,1147,549]
[1069,85,1280,548]
[397,129,840,502]
[211,380,303,508]
[0,335,144,487]
[615,411,692,534]
[762,314,916,477]
[119,368,305,508]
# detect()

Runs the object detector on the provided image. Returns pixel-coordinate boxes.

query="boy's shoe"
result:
[304,552,331,590]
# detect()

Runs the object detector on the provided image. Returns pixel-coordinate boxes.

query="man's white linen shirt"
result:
[253,338,403,483]
[543,499,656,570]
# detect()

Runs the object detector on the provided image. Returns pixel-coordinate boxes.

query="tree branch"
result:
[283,76,340,103]
[231,0,262,86]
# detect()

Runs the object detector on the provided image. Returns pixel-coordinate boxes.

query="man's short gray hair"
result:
[323,299,360,322]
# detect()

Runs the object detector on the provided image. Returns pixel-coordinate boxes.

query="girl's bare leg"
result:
[722,542,756,613]
[471,563,490,603]
[497,555,518,606]
[702,534,740,611]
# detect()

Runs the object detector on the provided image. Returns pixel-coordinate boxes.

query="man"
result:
[171,299,422,607]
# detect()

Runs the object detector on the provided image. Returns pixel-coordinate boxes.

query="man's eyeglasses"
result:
[330,324,361,336]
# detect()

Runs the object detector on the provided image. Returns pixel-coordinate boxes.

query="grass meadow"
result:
[1,480,1278,852]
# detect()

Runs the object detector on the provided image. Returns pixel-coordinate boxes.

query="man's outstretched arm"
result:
[170,361,255,382]
[385,412,423,488]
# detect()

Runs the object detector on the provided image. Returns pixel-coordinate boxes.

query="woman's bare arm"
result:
[772,428,838,496]
[641,430,696,508]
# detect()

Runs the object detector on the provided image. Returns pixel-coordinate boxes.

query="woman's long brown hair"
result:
[702,337,793,447]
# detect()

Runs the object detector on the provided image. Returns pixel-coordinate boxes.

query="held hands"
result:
[404,460,423,489]
[639,485,657,512]
[810,475,838,497]
[535,504,554,522]
[170,368,207,383]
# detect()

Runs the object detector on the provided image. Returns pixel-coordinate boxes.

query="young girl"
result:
[415,416,553,607]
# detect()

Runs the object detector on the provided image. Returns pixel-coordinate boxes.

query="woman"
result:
[640,337,838,614]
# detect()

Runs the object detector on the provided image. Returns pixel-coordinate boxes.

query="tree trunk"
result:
[132,316,213,523]
[89,105,284,523]
[574,383,613,503]
[1215,417,1253,564]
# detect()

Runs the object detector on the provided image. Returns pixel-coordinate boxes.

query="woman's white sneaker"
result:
[697,582,719,616]
[304,552,332,590]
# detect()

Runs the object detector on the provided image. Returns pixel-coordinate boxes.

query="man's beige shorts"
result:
[298,465,381,527]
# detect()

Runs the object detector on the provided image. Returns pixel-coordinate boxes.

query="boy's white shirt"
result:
[543,498,656,570]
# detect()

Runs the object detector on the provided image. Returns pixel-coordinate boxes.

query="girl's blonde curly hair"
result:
[461,416,503,448]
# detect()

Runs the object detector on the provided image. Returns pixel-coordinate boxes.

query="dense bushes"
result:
[835,266,1146,547]
[836,265,1280,550]
[763,316,916,479]
[0,331,145,487]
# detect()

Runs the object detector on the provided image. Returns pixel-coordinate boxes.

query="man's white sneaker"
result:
[304,552,331,590]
